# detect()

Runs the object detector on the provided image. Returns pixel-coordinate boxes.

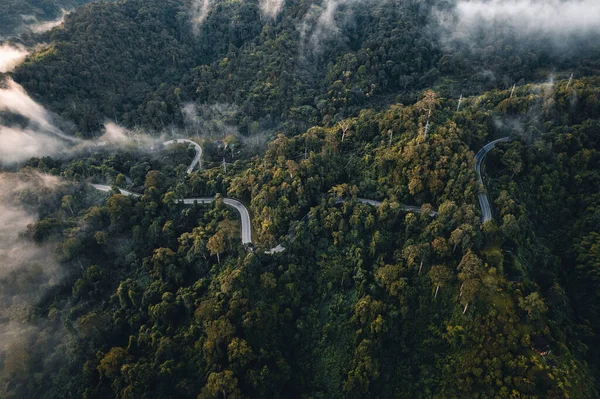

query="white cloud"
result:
[191,0,212,33]
[0,78,79,144]
[0,126,63,164]
[27,11,68,34]
[0,44,29,73]
[441,0,600,41]
[260,0,285,19]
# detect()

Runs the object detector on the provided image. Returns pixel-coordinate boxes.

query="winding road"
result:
[474,137,511,222]
[161,139,203,174]
[93,136,506,253]
[92,138,436,253]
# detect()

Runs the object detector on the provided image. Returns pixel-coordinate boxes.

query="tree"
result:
[518,292,548,321]
[428,265,452,299]
[61,195,75,216]
[207,233,226,265]
[98,347,129,378]
[144,170,166,190]
[199,370,243,399]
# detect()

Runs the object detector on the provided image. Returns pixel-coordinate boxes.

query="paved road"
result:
[182,197,252,245]
[93,185,252,245]
[161,139,203,174]
[92,184,140,198]
[474,137,511,222]
[336,198,438,217]
[93,139,438,254]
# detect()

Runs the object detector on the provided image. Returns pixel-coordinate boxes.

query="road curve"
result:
[161,139,203,174]
[182,198,252,245]
[93,185,252,245]
[93,139,437,254]
[474,137,510,222]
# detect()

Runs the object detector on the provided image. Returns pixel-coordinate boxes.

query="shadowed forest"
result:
[0,1,599,398]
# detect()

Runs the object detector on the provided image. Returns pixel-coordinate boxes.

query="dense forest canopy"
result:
[9,0,600,137]
[0,0,103,38]
[0,0,600,398]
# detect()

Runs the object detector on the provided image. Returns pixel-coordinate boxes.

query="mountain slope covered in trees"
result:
[0,0,101,38]
[1,78,598,398]
[1,0,600,398]
[13,0,600,137]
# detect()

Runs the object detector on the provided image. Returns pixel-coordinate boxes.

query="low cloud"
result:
[0,78,72,139]
[260,0,285,19]
[0,172,68,394]
[182,102,241,138]
[0,126,63,164]
[96,122,164,149]
[27,10,69,34]
[436,0,600,44]
[299,0,388,56]
[0,78,81,164]
[299,0,347,55]
[191,0,212,33]
[0,44,29,73]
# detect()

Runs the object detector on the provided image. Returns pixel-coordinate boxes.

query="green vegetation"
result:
[2,79,598,398]
[13,0,600,137]
[0,0,99,37]
[2,0,600,398]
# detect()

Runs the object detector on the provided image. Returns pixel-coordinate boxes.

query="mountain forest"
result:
[0,0,599,398]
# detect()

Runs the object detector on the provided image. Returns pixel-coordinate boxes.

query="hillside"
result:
[0,0,101,38]
[1,1,600,398]
[13,0,600,137]
[0,78,596,398]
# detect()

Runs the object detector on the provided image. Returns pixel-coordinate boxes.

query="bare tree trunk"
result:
[418,260,423,275]
[434,285,440,299]
[463,303,469,314]
[217,252,220,265]
[339,122,349,142]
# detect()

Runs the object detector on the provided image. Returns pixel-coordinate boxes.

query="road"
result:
[92,184,140,198]
[93,139,439,254]
[161,139,203,174]
[474,137,511,222]
[336,198,438,217]
[93,185,252,245]
[182,197,252,245]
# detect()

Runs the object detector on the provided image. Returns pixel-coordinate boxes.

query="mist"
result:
[0,171,70,395]
[0,77,82,164]
[437,0,600,44]
[0,126,64,164]
[0,78,77,141]
[260,0,285,19]
[191,0,212,33]
[299,0,388,56]
[27,12,68,34]
[0,43,29,73]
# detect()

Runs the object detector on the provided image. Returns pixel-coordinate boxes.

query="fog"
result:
[0,78,74,139]
[191,0,212,33]
[437,0,600,43]
[27,10,68,34]
[260,0,285,19]
[0,126,63,164]
[299,0,388,56]
[0,172,71,394]
[0,77,82,164]
[0,43,29,73]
